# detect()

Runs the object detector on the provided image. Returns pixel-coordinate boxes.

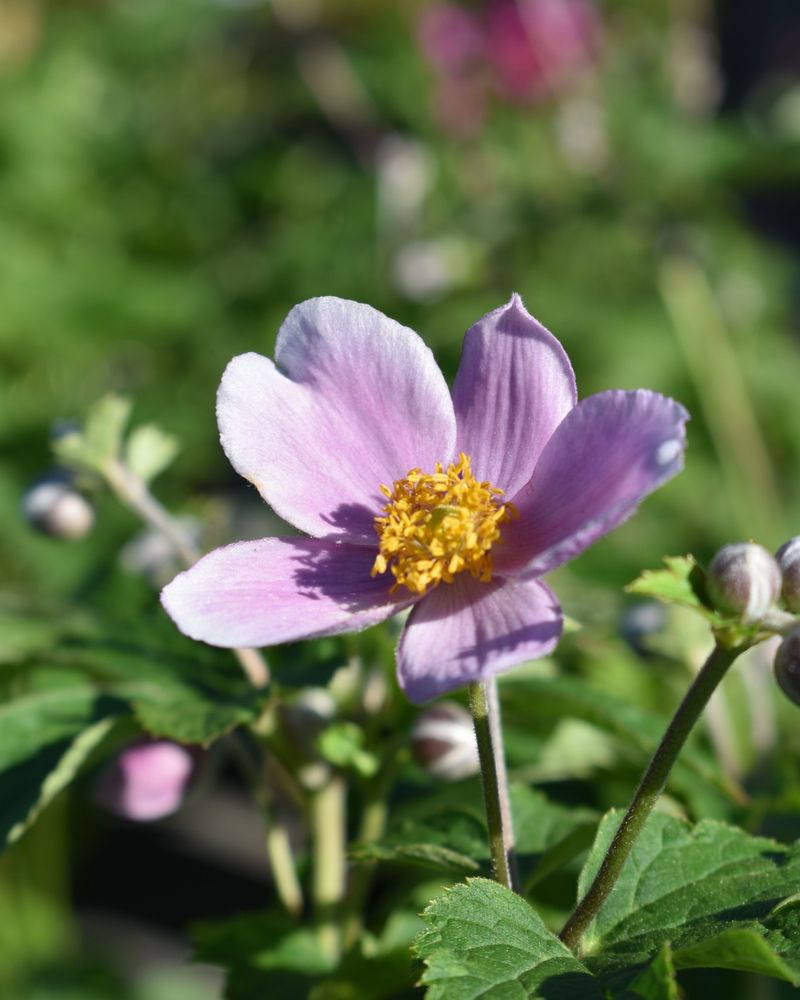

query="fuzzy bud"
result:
[411,702,479,781]
[773,630,800,708]
[706,543,782,623]
[22,474,94,540]
[776,537,800,614]
[93,741,197,822]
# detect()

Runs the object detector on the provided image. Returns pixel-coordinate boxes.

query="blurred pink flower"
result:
[94,741,196,822]
[418,0,600,133]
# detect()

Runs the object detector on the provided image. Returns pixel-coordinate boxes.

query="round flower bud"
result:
[773,630,800,708]
[776,537,800,614]
[706,543,782,623]
[22,474,94,540]
[411,702,479,781]
[93,741,197,822]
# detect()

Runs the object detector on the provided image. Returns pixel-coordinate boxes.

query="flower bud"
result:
[411,702,479,781]
[93,741,197,822]
[773,630,800,708]
[706,543,782,623]
[22,473,94,540]
[776,537,800,614]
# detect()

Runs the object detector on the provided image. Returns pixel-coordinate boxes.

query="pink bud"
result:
[94,742,196,822]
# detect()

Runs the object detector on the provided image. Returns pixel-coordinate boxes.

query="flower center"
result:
[371,453,516,595]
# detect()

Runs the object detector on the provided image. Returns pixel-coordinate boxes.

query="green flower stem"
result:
[102,457,270,688]
[469,678,519,893]
[265,810,304,918]
[559,642,741,953]
[311,773,347,961]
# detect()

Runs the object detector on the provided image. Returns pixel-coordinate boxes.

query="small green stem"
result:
[310,774,347,961]
[103,457,270,688]
[265,812,304,918]
[559,642,741,953]
[469,679,519,893]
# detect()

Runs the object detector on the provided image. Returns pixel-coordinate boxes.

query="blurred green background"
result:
[2,0,800,997]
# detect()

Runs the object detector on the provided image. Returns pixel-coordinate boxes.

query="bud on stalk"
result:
[706,543,782,624]
[411,702,479,781]
[776,537,800,614]
[774,630,800,708]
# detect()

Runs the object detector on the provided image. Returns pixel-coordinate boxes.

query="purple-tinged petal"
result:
[161,537,414,649]
[451,294,576,498]
[495,390,689,578]
[217,298,456,543]
[397,575,562,703]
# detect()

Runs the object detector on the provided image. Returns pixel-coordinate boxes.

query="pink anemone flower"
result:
[161,295,688,703]
[94,741,196,822]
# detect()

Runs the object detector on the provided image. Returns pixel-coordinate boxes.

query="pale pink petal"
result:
[452,294,576,498]
[397,575,562,703]
[161,537,413,649]
[217,298,456,542]
[495,390,689,577]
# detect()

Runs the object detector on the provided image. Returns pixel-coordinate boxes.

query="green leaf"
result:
[673,928,798,984]
[317,722,379,778]
[0,684,116,772]
[415,877,598,999]
[5,718,117,847]
[194,912,337,977]
[123,423,180,483]
[83,394,132,462]
[626,944,678,1000]
[54,636,264,745]
[578,810,800,984]
[351,841,481,875]
[501,676,735,818]
[625,556,715,619]
[53,394,132,472]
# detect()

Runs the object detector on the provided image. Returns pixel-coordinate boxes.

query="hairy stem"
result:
[103,458,269,688]
[559,643,741,952]
[469,678,519,893]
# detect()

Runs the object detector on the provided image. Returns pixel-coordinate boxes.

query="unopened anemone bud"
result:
[22,472,94,540]
[776,537,800,614]
[706,542,782,623]
[93,741,197,822]
[411,701,479,781]
[773,630,800,708]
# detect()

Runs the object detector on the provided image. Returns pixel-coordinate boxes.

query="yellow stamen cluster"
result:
[371,453,515,595]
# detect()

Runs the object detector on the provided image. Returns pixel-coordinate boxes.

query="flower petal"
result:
[217,298,456,542]
[161,537,413,649]
[397,575,562,703]
[495,390,689,577]
[451,294,576,498]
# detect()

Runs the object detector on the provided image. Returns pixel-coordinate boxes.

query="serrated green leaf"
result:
[577,810,800,982]
[351,841,481,875]
[415,878,598,999]
[625,556,714,618]
[124,423,180,483]
[53,636,264,745]
[626,943,678,1000]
